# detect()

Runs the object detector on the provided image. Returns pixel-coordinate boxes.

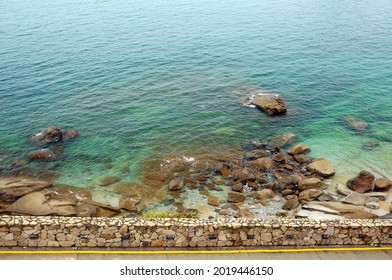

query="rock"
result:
[98,176,120,186]
[76,204,100,217]
[287,143,310,155]
[281,189,295,196]
[308,201,377,219]
[6,191,76,216]
[249,157,276,171]
[364,191,387,201]
[363,141,380,150]
[381,213,392,219]
[213,177,225,185]
[276,210,287,217]
[374,178,392,191]
[336,183,354,196]
[0,177,52,199]
[346,170,375,193]
[28,149,56,161]
[378,201,391,212]
[168,178,184,191]
[251,94,287,115]
[307,158,335,177]
[227,191,245,203]
[341,192,369,206]
[299,189,323,203]
[365,201,379,209]
[344,116,369,132]
[62,129,80,141]
[298,178,323,191]
[294,154,313,163]
[221,168,231,178]
[208,196,220,207]
[161,157,193,173]
[145,172,170,182]
[119,197,139,212]
[282,195,299,210]
[268,134,297,148]
[232,169,254,181]
[231,183,244,192]
[295,209,343,220]
[254,189,275,200]
[245,150,271,159]
[302,203,340,215]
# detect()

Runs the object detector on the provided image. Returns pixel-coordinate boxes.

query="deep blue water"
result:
[1,0,392,192]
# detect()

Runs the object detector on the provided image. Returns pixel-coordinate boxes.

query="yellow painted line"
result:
[0,247,392,254]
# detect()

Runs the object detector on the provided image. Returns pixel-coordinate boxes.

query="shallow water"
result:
[1,0,392,213]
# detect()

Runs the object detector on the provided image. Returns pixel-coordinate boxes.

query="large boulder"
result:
[343,116,369,132]
[251,94,287,115]
[346,170,375,193]
[28,149,56,161]
[0,177,52,200]
[287,143,310,155]
[307,158,335,177]
[6,191,76,216]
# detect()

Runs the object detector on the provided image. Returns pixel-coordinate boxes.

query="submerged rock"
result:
[227,191,245,203]
[343,116,369,132]
[98,176,121,186]
[168,178,184,191]
[27,149,56,161]
[251,94,287,115]
[363,141,380,150]
[346,170,375,193]
[268,133,297,148]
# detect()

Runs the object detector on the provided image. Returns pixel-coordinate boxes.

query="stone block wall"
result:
[0,216,391,248]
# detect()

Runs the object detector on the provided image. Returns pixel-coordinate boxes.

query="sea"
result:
[1,0,391,215]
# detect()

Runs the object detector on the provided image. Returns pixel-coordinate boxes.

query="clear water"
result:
[1,0,392,200]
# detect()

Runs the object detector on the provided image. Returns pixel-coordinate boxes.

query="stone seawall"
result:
[0,216,391,248]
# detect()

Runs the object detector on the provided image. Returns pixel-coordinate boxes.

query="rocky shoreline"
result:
[1,124,391,220]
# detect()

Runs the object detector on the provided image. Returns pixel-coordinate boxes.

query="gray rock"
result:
[341,192,369,206]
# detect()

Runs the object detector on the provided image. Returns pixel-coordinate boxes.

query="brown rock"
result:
[213,177,225,185]
[98,176,120,186]
[298,178,323,191]
[282,195,299,210]
[281,189,295,196]
[346,170,375,193]
[272,154,285,163]
[294,154,313,163]
[221,168,231,178]
[307,158,335,177]
[208,196,220,207]
[231,183,244,192]
[76,204,100,217]
[287,143,310,155]
[341,192,370,206]
[299,189,323,203]
[0,177,52,199]
[231,169,254,181]
[119,197,139,212]
[168,178,184,191]
[227,191,245,203]
[249,157,276,171]
[254,189,275,200]
[62,129,80,141]
[245,150,271,159]
[28,149,56,161]
[251,94,287,115]
[374,178,392,191]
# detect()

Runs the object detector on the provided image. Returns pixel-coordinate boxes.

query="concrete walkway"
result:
[1,247,392,260]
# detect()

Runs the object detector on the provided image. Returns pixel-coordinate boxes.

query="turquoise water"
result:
[1,0,392,192]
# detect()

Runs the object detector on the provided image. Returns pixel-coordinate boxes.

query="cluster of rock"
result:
[27,126,80,161]
[0,176,139,217]
[1,216,391,248]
